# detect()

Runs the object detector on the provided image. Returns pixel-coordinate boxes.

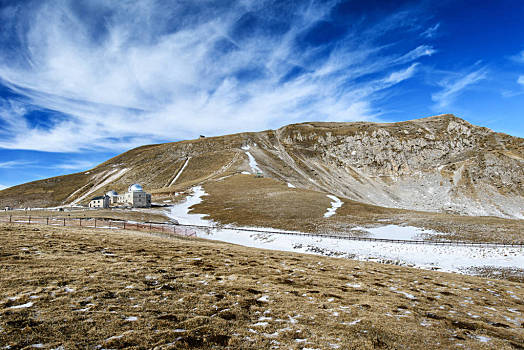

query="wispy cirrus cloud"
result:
[518,76,524,86]
[432,68,488,109]
[509,50,524,63]
[0,0,436,153]
[55,160,96,171]
[421,23,440,38]
[0,160,34,168]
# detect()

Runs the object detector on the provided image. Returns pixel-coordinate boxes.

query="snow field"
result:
[167,186,524,275]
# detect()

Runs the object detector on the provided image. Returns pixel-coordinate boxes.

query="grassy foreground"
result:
[0,224,523,349]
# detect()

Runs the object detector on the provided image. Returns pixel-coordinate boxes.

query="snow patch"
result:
[245,151,262,174]
[170,157,191,186]
[9,302,34,309]
[168,186,209,225]
[352,225,438,240]
[324,195,343,218]
[257,295,269,302]
[242,145,262,174]
[287,183,296,188]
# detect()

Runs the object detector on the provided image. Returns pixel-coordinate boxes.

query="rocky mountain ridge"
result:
[1,114,522,218]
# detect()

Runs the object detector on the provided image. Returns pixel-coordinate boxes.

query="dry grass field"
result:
[1,223,523,349]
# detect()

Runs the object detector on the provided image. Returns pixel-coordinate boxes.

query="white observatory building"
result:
[89,184,151,209]
[119,184,151,208]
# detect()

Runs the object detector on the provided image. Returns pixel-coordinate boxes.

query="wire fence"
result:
[2,214,523,248]
[1,215,199,237]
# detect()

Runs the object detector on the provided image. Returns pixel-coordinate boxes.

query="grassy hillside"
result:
[0,114,522,221]
[1,223,523,349]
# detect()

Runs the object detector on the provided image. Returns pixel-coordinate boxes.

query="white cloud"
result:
[518,75,524,85]
[394,45,435,65]
[0,160,34,168]
[421,23,440,38]
[0,1,430,152]
[510,50,524,63]
[0,184,7,190]
[55,160,96,171]
[432,68,488,109]
[383,63,419,84]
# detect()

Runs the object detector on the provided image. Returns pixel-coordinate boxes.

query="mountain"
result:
[1,114,523,220]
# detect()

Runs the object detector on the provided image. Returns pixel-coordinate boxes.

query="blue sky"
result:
[0,0,523,189]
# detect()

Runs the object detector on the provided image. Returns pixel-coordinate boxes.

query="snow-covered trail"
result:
[169,157,191,186]
[166,187,524,275]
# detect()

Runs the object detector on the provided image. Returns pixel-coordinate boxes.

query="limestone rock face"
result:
[250,115,523,218]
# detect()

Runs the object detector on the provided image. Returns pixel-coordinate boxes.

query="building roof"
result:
[128,184,143,192]
[106,190,118,196]
[91,196,105,201]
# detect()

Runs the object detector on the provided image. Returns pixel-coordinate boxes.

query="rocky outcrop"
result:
[241,114,523,218]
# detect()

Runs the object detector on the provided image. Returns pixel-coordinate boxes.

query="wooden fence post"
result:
[46,217,49,225]
[123,221,126,229]
[28,216,31,224]
[109,220,111,228]
[63,218,66,226]
[79,218,82,226]
[9,215,11,223]
[149,223,152,232]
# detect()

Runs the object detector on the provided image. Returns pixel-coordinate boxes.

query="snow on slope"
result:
[324,195,343,218]
[169,157,191,186]
[167,189,524,275]
[72,168,128,204]
[241,145,262,174]
[169,186,209,225]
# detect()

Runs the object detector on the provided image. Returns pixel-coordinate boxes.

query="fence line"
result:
[2,215,523,248]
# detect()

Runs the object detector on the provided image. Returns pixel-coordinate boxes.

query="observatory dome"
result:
[106,190,118,196]
[128,184,143,192]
